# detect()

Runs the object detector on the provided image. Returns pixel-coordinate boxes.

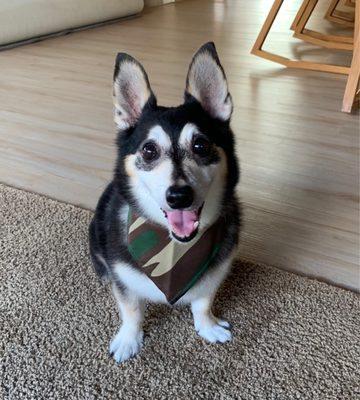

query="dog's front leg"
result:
[190,256,235,344]
[109,282,145,363]
[191,295,232,344]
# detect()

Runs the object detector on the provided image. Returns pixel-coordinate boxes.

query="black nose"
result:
[166,185,194,209]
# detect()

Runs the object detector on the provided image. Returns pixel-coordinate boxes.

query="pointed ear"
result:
[113,53,156,130]
[185,42,233,121]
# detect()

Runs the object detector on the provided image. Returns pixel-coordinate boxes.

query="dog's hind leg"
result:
[109,283,145,363]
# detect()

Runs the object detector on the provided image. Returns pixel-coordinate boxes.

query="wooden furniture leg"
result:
[342,0,360,111]
[294,0,354,50]
[345,0,355,7]
[326,0,355,27]
[295,0,354,30]
[291,0,312,30]
[292,0,353,45]
[251,0,351,74]
[325,0,355,28]
[326,0,342,19]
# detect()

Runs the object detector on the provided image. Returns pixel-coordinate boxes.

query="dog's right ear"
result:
[113,53,156,130]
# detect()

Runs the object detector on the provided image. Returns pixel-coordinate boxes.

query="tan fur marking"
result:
[124,154,137,177]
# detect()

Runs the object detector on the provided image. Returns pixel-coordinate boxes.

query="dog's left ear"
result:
[185,42,233,122]
[113,53,156,130]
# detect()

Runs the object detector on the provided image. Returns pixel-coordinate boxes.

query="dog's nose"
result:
[166,185,194,209]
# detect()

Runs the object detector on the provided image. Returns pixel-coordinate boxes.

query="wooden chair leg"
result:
[251,0,351,74]
[291,0,312,30]
[325,0,342,20]
[301,29,353,44]
[345,0,356,8]
[251,0,285,55]
[342,0,359,112]
[294,0,354,50]
[327,14,355,27]
[341,42,359,112]
[333,6,355,21]
[326,0,355,26]
[295,0,319,32]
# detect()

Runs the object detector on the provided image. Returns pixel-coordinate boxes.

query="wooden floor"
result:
[0,0,359,290]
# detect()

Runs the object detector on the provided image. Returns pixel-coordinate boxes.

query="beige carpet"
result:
[0,184,359,400]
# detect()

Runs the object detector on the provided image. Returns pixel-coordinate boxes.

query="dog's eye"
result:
[142,142,159,162]
[192,137,211,157]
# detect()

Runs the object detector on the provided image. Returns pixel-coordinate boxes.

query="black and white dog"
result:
[89,42,241,363]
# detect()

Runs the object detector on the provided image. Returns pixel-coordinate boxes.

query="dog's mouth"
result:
[162,205,203,243]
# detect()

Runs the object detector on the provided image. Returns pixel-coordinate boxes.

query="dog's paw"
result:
[196,320,232,343]
[109,328,144,363]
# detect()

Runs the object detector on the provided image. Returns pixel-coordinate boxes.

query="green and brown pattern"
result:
[127,210,225,304]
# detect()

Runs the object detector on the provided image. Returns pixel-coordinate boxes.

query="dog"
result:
[89,42,241,363]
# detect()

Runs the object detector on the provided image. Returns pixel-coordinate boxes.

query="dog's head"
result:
[114,42,239,243]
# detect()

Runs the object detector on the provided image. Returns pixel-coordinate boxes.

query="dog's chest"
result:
[113,254,232,305]
[126,209,225,304]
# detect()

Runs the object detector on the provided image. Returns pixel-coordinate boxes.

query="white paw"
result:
[109,328,143,363]
[197,320,232,343]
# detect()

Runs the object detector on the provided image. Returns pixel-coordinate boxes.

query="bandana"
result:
[127,209,225,304]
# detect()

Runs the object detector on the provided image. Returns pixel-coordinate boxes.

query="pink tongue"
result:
[166,210,198,238]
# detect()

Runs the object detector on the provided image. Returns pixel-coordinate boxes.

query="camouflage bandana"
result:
[127,209,225,304]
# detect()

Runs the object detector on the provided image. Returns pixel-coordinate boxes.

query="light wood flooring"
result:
[0,0,359,290]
